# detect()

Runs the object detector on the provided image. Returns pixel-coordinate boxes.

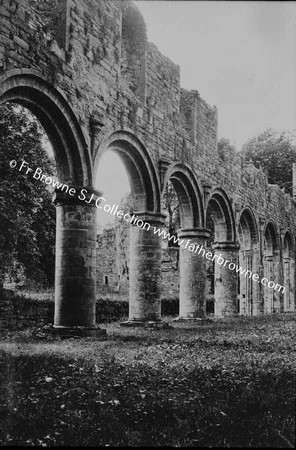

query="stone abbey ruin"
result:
[0,0,295,332]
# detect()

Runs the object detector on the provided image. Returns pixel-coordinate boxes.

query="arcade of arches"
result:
[0,0,295,333]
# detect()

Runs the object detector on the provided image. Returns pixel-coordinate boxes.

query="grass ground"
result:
[0,313,295,447]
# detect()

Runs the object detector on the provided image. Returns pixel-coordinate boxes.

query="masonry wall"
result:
[0,290,54,329]
[96,227,119,295]
[96,225,180,301]
[1,0,296,319]
[0,290,180,329]
[0,289,129,329]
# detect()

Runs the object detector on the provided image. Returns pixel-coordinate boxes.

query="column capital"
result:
[212,241,240,251]
[265,255,274,262]
[130,211,166,227]
[53,186,103,207]
[177,227,211,240]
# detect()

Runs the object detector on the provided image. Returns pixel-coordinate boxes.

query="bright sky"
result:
[96,1,296,226]
[135,0,296,148]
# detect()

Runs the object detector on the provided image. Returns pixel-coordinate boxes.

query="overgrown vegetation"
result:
[241,129,296,196]
[0,313,294,447]
[0,103,56,288]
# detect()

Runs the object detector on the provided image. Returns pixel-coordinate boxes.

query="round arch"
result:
[264,220,279,255]
[238,207,259,248]
[94,130,161,213]
[238,207,259,316]
[283,230,295,311]
[0,70,91,185]
[283,230,294,258]
[162,163,204,228]
[263,220,280,313]
[205,188,237,317]
[205,188,236,243]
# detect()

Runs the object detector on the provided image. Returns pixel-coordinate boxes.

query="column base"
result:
[173,317,212,324]
[120,320,171,329]
[52,325,107,338]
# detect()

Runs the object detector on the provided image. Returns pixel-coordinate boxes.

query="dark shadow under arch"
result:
[163,163,204,229]
[238,207,259,316]
[283,230,295,311]
[283,230,294,258]
[206,188,236,243]
[238,207,259,249]
[264,221,279,256]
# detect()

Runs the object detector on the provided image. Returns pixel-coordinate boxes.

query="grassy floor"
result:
[0,313,295,447]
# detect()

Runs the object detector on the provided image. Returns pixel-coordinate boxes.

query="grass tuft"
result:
[0,313,295,447]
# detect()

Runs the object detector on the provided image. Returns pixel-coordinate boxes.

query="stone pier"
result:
[213,242,240,317]
[53,188,105,336]
[178,228,210,319]
[122,212,166,326]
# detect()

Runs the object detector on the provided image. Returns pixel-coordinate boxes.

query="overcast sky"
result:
[97,0,296,226]
[136,0,296,148]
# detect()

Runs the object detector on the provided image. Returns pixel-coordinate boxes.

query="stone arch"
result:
[238,207,259,315]
[238,207,259,249]
[162,163,204,229]
[205,188,236,243]
[94,130,163,324]
[95,130,161,213]
[0,70,91,185]
[264,220,279,255]
[283,230,295,311]
[161,164,207,319]
[263,220,280,313]
[0,70,100,331]
[205,188,238,317]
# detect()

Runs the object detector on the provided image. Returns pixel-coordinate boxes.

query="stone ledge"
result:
[52,325,107,338]
[120,320,171,329]
[173,317,213,324]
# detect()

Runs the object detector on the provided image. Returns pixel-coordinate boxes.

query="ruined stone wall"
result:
[0,290,129,329]
[1,0,296,318]
[0,0,291,222]
[0,290,54,329]
[96,223,180,300]
[96,227,119,296]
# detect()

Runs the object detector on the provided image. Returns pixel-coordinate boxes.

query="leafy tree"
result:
[162,180,180,247]
[0,102,56,288]
[115,193,134,282]
[241,129,296,195]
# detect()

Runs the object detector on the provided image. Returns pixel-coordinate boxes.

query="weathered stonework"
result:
[0,0,295,329]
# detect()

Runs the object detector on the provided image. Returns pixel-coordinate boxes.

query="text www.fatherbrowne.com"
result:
[10,159,285,294]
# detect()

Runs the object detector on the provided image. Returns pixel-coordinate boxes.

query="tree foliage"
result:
[241,129,296,195]
[162,180,180,247]
[217,137,236,161]
[0,102,56,287]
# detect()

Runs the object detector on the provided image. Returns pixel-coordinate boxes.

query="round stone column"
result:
[212,242,240,317]
[273,249,281,313]
[263,255,273,314]
[251,248,261,316]
[178,228,210,319]
[124,212,166,326]
[53,187,103,335]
